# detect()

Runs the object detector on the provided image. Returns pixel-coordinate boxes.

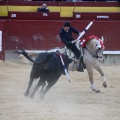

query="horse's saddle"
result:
[65,46,86,72]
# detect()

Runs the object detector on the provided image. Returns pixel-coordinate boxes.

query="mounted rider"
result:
[59,21,84,72]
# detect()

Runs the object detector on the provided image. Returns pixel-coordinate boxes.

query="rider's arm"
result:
[59,33,70,45]
[71,27,80,35]
[71,27,81,43]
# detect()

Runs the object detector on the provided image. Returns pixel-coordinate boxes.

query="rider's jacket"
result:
[59,26,80,45]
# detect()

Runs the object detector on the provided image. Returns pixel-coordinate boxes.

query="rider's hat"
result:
[64,22,71,27]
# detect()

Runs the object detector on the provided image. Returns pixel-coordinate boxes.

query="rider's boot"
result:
[81,57,86,69]
[77,57,84,72]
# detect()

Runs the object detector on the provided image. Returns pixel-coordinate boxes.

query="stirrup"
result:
[77,66,84,72]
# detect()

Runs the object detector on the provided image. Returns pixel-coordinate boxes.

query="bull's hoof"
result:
[92,89,101,93]
[103,82,107,88]
[39,89,44,94]
[95,90,101,93]
[29,94,34,99]
[24,92,29,97]
[40,94,44,100]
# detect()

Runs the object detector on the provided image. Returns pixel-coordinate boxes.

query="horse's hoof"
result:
[103,82,107,88]
[24,92,29,97]
[95,90,101,93]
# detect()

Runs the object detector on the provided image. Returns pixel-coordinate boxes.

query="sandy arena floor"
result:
[0,60,120,120]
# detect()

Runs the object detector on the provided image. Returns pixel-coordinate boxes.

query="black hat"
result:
[64,22,71,27]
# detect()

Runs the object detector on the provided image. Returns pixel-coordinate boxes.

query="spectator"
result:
[37,3,49,12]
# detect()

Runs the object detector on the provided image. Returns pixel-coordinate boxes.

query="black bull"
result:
[18,49,72,99]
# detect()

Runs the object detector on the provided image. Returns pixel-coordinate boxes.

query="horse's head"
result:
[81,35,105,63]
[89,36,105,62]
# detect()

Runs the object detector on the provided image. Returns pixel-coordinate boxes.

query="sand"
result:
[0,60,120,120]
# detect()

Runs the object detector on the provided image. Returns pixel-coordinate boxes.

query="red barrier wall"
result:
[4,20,120,51]
[0,20,5,60]
[8,12,61,20]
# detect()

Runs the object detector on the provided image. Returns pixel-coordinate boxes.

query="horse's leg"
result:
[95,66,107,88]
[24,77,34,97]
[87,66,100,93]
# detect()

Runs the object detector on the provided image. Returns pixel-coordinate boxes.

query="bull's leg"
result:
[87,66,100,93]
[40,80,57,100]
[24,77,34,97]
[29,79,43,99]
[40,81,46,94]
[95,66,107,88]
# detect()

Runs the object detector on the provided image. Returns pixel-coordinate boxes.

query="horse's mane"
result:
[85,38,99,52]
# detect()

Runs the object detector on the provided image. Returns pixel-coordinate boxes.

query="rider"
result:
[59,21,81,59]
[59,21,84,71]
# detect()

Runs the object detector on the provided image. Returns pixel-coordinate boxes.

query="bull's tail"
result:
[14,49,35,63]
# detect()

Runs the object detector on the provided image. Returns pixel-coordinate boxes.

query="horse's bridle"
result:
[84,46,103,59]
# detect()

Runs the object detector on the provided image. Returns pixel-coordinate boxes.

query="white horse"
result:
[67,35,107,93]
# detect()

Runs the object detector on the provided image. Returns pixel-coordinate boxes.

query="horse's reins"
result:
[84,46,103,59]
[96,48,103,58]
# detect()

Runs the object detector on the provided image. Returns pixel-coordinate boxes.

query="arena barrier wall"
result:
[4,20,120,51]
[0,20,5,60]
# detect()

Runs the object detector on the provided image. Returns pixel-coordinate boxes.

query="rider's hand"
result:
[72,39,78,43]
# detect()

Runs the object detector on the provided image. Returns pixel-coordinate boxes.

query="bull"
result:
[17,49,72,100]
